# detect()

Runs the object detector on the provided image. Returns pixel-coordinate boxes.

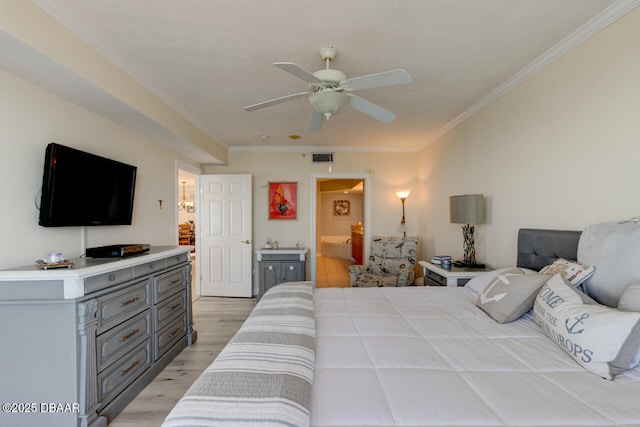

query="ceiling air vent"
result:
[312,153,334,163]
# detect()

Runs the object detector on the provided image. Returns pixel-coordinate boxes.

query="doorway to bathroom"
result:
[311,173,371,287]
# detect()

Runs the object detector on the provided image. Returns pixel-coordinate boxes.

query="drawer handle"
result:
[121,360,140,376]
[121,329,140,341]
[169,327,182,337]
[120,296,140,307]
[169,278,182,285]
[169,303,181,311]
[149,263,155,269]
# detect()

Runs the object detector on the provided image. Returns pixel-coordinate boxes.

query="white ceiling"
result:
[24,1,635,153]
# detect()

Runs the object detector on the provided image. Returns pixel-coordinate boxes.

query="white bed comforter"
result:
[311,286,640,427]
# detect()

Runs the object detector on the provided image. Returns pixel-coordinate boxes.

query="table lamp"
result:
[449,194,485,268]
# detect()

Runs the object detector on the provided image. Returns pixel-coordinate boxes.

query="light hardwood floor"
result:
[108,296,256,426]
[109,256,351,425]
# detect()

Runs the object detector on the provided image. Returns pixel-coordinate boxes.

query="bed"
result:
[163,222,640,427]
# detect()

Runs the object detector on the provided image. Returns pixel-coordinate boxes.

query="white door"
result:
[199,174,252,297]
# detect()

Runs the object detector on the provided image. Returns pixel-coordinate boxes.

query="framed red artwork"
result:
[268,182,297,220]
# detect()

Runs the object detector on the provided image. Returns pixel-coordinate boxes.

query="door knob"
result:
[241,240,251,244]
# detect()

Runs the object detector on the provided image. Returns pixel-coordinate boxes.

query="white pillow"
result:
[465,267,536,294]
[533,274,640,379]
[619,282,640,312]
[578,217,640,307]
[619,283,640,367]
[539,258,594,287]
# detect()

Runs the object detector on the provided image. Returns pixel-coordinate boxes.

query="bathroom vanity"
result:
[255,247,308,298]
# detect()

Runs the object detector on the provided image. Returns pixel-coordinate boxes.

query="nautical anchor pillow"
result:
[533,274,640,379]
[475,269,548,323]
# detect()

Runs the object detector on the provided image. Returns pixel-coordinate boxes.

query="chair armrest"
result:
[396,269,416,287]
[348,265,368,286]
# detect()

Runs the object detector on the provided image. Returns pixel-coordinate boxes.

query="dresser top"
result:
[0,246,192,299]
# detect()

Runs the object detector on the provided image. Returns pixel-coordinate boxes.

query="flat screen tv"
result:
[39,143,137,227]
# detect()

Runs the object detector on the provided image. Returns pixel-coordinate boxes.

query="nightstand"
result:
[419,260,485,287]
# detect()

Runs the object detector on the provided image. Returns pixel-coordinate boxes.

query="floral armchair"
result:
[349,236,418,287]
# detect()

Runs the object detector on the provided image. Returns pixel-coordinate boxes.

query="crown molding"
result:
[229,144,416,153]
[32,0,640,155]
[417,0,640,150]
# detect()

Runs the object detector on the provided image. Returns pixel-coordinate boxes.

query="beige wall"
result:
[0,0,227,164]
[0,69,196,269]
[205,150,419,270]
[417,6,640,269]
[319,192,363,238]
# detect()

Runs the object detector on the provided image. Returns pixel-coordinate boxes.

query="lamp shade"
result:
[396,189,411,199]
[449,194,485,225]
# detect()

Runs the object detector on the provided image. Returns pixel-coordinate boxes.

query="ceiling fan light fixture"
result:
[308,90,348,117]
[244,46,412,131]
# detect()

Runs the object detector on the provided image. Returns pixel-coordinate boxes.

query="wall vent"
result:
[312,153,334,163]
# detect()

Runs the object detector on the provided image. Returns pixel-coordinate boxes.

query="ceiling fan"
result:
[244,46,412,132]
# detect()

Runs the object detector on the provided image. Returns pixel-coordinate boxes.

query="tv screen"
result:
[39,143,137,227]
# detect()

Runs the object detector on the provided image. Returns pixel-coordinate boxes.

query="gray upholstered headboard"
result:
[517,229,582,271]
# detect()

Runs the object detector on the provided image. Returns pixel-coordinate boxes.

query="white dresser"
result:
[0,246,196,427]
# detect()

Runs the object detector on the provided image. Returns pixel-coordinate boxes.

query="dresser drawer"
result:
[155,290,186,331]
[133,259,166,277]
[455,277,472,286]
[155,314,186,360]
[96,310,152,373]
[166,252,190,268]
[97,280,151,333]
[423,268,446,286]
[153,267,186,303]
[85,267,135,294]
[98,339,152,407]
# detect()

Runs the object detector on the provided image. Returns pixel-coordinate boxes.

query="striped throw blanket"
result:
[162,281,316,427]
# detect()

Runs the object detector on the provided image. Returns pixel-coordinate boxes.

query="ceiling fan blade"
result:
[307,110,325,132]
[244,92,308,111]
[348,95,397,123]
[274,62,324,84]
[342,69,411,91]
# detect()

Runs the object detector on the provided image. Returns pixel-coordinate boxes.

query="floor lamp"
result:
[396,190,411,237]
[449,194,485,268]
